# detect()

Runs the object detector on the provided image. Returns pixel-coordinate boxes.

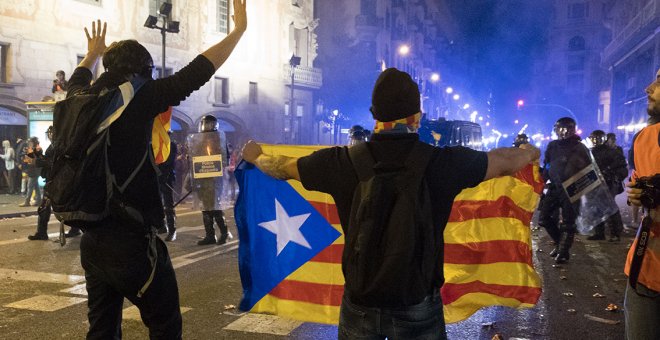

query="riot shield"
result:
[187,131,230,211]
[550,143,619,234]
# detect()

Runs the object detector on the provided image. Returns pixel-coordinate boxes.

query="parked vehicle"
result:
[418,118,483,150]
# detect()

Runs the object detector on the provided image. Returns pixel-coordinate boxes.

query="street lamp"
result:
[144,2,180,78]
[288,54,301,144]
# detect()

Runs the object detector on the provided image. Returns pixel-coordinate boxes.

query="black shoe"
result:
[28,233,48,241]
[587,234,605,241]
[217,234,228,245]
[157,227,168,234]
[197,237,216,245]
[65,230,81,238]
[608,236,621,242]
[554,252,570,264]
[165,231,177,242]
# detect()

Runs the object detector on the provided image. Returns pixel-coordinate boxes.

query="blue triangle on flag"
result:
[235,161,341,311]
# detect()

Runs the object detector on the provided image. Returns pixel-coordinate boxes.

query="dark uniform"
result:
[588,130,627,241]
[158,139,178,241]
[538,117,590,263]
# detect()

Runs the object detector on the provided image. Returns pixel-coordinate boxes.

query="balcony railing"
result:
[283,64,323,89]
[603,0,659,62]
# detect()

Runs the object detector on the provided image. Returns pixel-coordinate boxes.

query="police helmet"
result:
[589,130,606,146]
[349,129,367,146]
[46,126,53,141]
[553,117,576,140]
[513,133,529,147]
[199,115,218,132]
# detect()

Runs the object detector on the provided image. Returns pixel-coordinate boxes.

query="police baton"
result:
[174,189,193,208]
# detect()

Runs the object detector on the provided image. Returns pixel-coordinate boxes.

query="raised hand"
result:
[84,20,107,57]
[232,0,247,33]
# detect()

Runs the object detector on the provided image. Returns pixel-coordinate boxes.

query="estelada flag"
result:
[235,144,543,325]
[152,106,172,164]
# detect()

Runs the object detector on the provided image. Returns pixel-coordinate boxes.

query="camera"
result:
[632,174,660,209]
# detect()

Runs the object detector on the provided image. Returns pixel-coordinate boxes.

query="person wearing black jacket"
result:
[539,117,591,263]
[70,5,246,338]
[27,126,81,241]
[588,130,627,241]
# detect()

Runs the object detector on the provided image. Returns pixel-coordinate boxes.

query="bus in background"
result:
[418,118,483,150]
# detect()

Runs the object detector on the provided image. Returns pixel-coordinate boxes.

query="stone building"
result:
[0,0,324,147]
[602,0,660,145]
[529,0,613,136]
[314,0,458,142]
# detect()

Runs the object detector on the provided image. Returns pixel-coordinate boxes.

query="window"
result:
[153,66,173,79]
[248,82,258,104]
[289,25,309,66]
[361,0,377,15]
[568,36,585,51]
[567,3,588,19]
[296,104,304,117]
[150,0,172,16]
[568,55,585,71]
[0,43,8,83]
[75,0,102,5]
[567,74,584,92]
[215,77,229,104]
[217,0,229,34]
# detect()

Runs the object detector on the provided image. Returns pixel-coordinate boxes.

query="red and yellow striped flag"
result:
[152,106,172,164]
[236,144,543,325]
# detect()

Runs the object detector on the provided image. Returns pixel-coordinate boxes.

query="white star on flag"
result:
[258,198,312,256]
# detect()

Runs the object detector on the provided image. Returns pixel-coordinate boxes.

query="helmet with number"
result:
[513,133,529,147]
[553,117,576,140]
[589,130,606,146]
[199,115,218,132]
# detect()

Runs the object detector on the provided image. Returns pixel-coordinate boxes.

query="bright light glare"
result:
[463,104,470,109]
[453,94,460,101]
[514,120,519,124]
[446,87,453,94]
[398,45,410,56]
[430,73,440,82]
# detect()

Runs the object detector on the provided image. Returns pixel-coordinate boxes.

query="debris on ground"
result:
[592,293,605,298]
[567,309,577,314]
[481,322,495,328]
[560,276,567,280]
[562,292,574,297]
[605,303,619,312]
[584,314,620,325]
[223,304,236,310]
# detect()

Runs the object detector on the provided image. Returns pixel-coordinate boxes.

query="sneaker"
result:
[27,233,48,241]
[165,231,177,242]
[586,234,606,241]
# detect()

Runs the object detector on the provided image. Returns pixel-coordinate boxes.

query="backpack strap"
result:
[348,143,375,181]
[97,77,148,134]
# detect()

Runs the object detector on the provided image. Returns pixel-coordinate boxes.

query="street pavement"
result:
[0,192,636,339]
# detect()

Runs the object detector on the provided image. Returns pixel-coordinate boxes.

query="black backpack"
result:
[45,78,147,229]
[344,141,437,307]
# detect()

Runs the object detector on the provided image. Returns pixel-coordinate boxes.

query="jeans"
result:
[80,220,182,340]
[338,292,446,340]
[624,282,660,340]
[23,175,41,204]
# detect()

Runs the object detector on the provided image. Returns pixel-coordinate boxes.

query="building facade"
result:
[529,0,613,136]
[602,0,660,145]
[314,0,458,142]
[0,0,324,147]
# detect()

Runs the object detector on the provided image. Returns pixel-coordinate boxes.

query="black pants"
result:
[159,179,176,230]
[538,186,580,240]
[80,220,182,340]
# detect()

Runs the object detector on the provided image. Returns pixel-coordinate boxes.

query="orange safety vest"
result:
[624,122,660,292]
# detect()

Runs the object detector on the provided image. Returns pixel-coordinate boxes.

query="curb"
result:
[0,210,40,219]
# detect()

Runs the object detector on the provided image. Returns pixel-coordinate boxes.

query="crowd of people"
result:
[10,2,659,338]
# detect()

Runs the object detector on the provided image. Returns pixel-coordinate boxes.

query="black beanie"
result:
[370,68,420,122]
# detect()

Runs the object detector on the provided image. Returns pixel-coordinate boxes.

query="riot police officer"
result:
[538,117,590,263]
[513,133,529,147]
[588,130,627,241]
[190,115,230,245]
